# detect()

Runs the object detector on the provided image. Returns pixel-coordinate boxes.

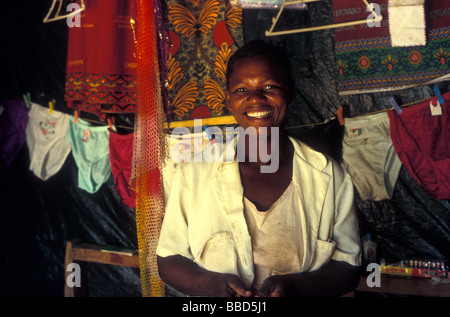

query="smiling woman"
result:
[156,39,362,297]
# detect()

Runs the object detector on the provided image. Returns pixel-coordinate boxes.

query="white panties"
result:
[26,103,72,180]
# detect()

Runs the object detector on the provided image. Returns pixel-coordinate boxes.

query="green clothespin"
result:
[22,92,31,108]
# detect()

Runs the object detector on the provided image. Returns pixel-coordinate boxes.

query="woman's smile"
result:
[245,110,273,119]
[244,106,274,119]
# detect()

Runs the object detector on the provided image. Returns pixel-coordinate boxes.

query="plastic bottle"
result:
[363,233,377,266]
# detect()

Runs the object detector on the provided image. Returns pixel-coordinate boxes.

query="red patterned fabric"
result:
[334,0,450,95]
[65,0,137,120]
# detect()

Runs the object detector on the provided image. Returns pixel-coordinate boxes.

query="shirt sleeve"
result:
[331,173,362,267]
[156,164,194,260]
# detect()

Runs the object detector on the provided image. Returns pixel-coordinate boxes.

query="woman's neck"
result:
[236,127,293,172]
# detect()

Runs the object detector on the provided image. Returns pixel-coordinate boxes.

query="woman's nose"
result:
[246,89,267,102]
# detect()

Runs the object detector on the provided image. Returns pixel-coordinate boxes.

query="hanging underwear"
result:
[0,100,30,167]
[341,112,402,201]
[65,117,111,193]
[388,93,450,199]
[109,130,136,209]
[26,103,72,180]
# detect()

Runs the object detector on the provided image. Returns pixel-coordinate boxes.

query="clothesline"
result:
[287,96,433,130]
[64,94,439,133]
[77,116,135,131]
[3,94,447,201]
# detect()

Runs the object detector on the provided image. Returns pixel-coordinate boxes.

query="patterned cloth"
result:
[165,0,244,122]
[333,0,450,95]
[65,0,137,120]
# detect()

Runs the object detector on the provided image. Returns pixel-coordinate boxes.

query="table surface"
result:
[355,274,450,297]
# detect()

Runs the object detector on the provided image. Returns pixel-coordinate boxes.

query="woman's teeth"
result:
[246,110,272,118]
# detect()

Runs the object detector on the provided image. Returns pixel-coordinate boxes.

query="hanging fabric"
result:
[64,0,138,121]
[388,0,426,47]
[333,0,450,95]
[131,0,167,297]
[0,100,30,167]
[26,102,72,181]
[341,112,402,201]
[65,117,111,194]
[165,0,244,123]
[388,92,450,199]
[109,130,136,209]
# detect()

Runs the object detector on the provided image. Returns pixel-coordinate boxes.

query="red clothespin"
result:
[337,106,345,126]
[107,118,113,129]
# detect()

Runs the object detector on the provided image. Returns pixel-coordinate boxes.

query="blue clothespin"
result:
[433,84,445,105]
[203,124,215,140]
[389,97,402,115]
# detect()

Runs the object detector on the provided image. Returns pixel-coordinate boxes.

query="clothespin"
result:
[336,106,345,126]
[430,99,442,116]
[107,116,116,131]
[433,84,445,105]
[22,92,31,108]
[203,124,215,141]
[74,110,79,123]
[389,97,402,115]
[48,99,55,114]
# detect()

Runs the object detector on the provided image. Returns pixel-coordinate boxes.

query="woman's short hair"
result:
[225,39,295,92]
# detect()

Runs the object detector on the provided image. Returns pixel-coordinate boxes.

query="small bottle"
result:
[363,233,377,266]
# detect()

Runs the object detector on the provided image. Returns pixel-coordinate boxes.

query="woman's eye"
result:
[264,84,280,90]
[234,87,246,93]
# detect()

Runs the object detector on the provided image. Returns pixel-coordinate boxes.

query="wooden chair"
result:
[64,239,140,297]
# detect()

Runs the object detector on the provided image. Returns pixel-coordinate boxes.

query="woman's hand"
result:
[157,255,252,297]
[256,274,297,297]
[210,273,252,297]
[255,260,361,297]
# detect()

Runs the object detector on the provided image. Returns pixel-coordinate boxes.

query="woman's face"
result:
[225,55,294,137]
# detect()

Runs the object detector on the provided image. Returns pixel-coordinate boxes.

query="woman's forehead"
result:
[230,56,290,81]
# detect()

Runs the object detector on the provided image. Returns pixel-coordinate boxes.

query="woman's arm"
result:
[157,255,252,297]
[257,259,361,297]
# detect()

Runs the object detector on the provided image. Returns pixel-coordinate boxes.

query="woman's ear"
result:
[224,89,231,111]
